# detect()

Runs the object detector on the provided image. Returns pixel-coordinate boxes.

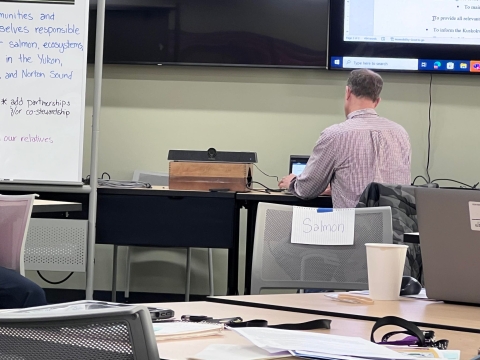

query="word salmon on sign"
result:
[291,207,355,246]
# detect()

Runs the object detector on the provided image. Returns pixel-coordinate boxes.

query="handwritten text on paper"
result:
[291,207,355,246]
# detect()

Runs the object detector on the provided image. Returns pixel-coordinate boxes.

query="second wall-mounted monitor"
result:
[88,0,329,68]
[328,0,480,74]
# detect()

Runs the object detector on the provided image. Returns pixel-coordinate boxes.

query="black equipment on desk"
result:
[168,149,257,163]
[400,276,422,296]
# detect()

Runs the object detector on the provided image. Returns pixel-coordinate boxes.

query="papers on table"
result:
[291,207,355,246]
[188,344,290,360]
[326,289,431,301]
[189,325,460,360]
[388,347,460,360]
[233,327,413,360]
[291,350,365,359]
[190,343,460,360]
[402,289,429,300]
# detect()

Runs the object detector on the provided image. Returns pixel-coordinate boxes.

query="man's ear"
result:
[374,97,381,108]
[345,86,352,100]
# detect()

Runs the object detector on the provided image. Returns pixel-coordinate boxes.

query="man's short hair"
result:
[347,69,383,102]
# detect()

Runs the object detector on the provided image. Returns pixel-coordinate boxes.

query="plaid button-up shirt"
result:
[289,108,412,208]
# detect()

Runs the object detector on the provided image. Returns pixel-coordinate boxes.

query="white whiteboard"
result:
[0,0,89,184]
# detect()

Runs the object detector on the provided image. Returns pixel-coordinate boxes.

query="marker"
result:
[317,208,333,213]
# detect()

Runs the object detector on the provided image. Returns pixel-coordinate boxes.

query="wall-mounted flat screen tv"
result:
[88,0,329,68]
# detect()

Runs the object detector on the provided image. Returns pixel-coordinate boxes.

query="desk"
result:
[32,199,82,214]
[236,191,332,294]
[96,186,240,296]
[149,301,480,360]
[208,293,480,334]
[96,186,332,298]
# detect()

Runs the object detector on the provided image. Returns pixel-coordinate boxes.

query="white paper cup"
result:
[365,243,408,301]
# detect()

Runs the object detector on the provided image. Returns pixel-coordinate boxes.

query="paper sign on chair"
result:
[291,207,355,246]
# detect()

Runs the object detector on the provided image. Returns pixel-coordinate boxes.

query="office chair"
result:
[250,203,393,294]
[0,304,159,360]
[0,194,36,276]
[357,182,438,283]
[125,170,214,302]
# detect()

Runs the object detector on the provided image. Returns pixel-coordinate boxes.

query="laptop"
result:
[3,300,175,321]
[289,155,309,176]
[415,187,480,305]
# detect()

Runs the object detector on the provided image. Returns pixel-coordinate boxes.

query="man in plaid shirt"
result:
[279,69,411,208]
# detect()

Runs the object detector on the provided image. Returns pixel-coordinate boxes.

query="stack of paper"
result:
[233,327,415,360]
[153,321,223,341]
[388,347,460,360]
[345,289,431,300]
[189,344,291,360]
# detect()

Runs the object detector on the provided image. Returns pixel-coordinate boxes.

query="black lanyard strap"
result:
[228,319,331,330]
[371,316,426,346]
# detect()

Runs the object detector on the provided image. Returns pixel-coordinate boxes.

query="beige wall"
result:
[27,65,480,296]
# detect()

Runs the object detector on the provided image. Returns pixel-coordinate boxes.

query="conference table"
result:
[151,301,480,360]
[96,186,332,297]
[208,293,480,334]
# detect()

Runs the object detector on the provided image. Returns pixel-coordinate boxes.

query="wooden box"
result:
[169,162,253,192]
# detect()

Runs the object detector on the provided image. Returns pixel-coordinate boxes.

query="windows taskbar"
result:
[330,56,480,73]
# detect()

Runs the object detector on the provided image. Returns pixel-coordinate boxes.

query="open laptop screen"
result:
[289,155,309,176]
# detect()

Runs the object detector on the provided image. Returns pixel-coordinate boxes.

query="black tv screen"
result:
[88,0,328,68]
[329,0,480,74]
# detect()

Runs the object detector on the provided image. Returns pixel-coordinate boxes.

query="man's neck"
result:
[348,103,376,113]
[347,107,376,118]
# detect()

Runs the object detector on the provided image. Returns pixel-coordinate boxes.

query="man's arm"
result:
[288,130,336,200]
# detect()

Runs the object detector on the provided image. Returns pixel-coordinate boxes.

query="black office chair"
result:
[357,182,438,283]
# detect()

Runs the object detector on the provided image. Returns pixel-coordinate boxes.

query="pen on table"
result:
[317,208,333,213]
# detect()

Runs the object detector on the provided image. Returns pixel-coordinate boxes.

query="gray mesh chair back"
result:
[0,194,35,275]
[251,203,393,294]
[0,305,159,360]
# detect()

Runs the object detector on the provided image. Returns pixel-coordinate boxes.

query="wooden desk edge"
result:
[206,297,480,334]
[97,186,236,198]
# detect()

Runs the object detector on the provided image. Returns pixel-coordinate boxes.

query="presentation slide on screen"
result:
[344,0,480,45]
